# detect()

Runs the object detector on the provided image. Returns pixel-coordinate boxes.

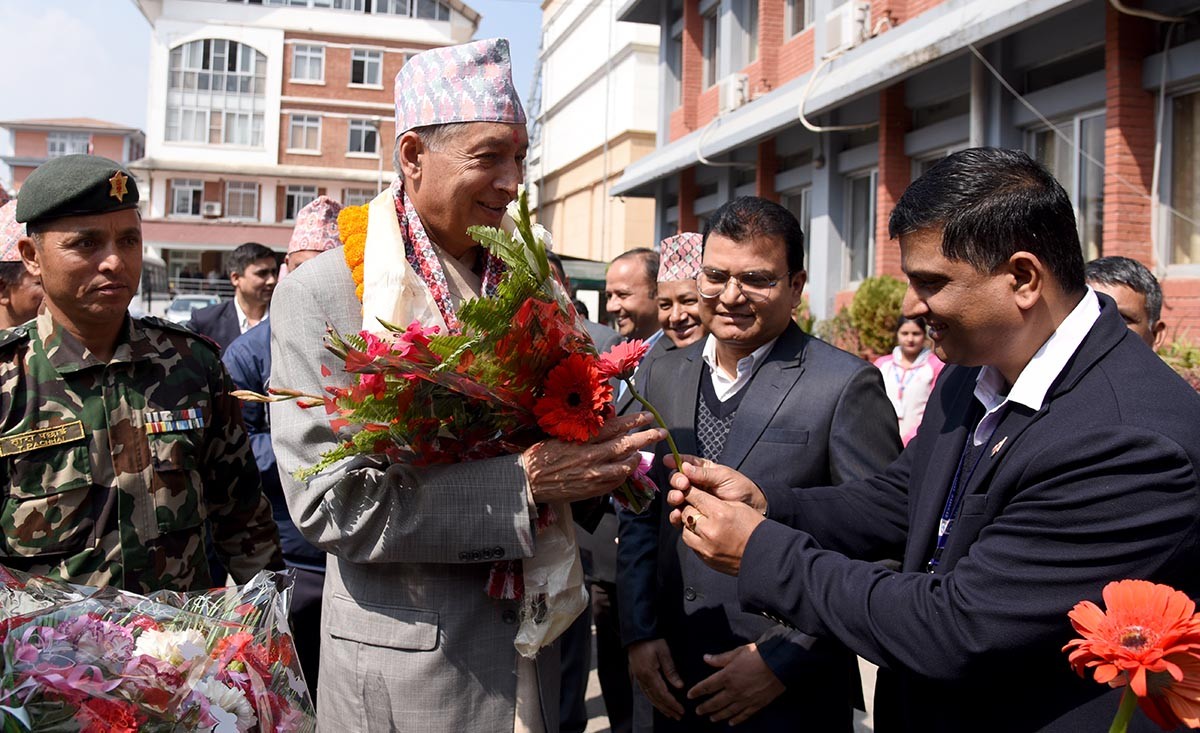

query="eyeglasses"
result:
[696,267,788,303]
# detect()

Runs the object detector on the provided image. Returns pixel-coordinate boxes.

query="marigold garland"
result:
[338,203,369,301]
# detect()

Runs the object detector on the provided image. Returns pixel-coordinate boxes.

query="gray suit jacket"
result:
[617,323,901,728]
[269,248,560,732]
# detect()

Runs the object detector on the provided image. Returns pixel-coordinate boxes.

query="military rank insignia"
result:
[109,170,129,202]
[144,408,205,434]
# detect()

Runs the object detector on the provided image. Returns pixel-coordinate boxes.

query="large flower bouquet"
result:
[243,187,679,656]
[0,570,315,733]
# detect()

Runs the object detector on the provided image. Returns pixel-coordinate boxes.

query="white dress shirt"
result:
[701,334,778,402]
[971,288,1101,446]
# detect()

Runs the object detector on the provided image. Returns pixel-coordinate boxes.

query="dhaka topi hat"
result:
[394,38,526,136]
[657,232,703,283]
[0,201,23,263]
[288,195,344,255]
[15,154,139,226]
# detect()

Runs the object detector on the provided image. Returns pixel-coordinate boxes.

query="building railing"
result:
[170,277,235,298]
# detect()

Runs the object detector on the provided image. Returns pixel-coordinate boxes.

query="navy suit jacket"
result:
[187,300,241,351]
[740,297,1200,732]
[223,321,324,568]
[618,322,901,728]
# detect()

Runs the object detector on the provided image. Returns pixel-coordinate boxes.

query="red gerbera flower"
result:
[534,353,612,442]
[597,339,650,380]
[1064,579,1200,730]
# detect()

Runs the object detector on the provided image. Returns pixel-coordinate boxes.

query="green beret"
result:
[15,154,139,226]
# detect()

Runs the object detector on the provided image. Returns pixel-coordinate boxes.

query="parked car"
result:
[164,294,221,324]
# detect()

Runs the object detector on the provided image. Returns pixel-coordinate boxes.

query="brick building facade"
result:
[614,0,1200,339]
[128,0,478,279]
[0,118,145,193]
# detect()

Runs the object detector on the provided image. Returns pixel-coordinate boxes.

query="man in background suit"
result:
[619,197,900,731]
[188,241,277,350]
[270,39,663,732]
[671,148,1200,732]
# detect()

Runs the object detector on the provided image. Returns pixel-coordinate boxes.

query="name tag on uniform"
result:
[144,409,206,434]
[0,420,87,456]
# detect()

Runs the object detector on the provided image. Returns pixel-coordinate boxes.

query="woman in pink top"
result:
[873,316,944,445]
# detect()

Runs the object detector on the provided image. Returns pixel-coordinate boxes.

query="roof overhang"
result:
[128,157,392,185]
[611,0,1088,197]
[616,0,660,25]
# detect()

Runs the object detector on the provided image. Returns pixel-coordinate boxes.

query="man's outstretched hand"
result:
[664,454,768,513]
[670,482,765,576]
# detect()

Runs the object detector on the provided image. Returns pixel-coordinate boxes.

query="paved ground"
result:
[581,639,877,732]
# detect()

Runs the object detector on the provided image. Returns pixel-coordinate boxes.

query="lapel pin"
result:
[991,436,1008,458]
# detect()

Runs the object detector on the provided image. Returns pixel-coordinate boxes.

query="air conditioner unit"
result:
[201,201,222,218]
[718,73,750,115]
[824,1,871,56]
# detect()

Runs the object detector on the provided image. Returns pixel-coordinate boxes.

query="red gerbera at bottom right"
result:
[1064,579,1200,731]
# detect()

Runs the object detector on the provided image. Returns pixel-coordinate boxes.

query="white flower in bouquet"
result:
[195,678,257,732]
[531,223,552,251]
[133,627,207,666]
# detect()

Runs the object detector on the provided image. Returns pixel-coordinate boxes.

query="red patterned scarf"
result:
[391,179,506,334]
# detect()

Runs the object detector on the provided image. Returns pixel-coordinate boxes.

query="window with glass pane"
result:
[225,181,259,220]
[1171,90,1200,265]
[343,188,375,206]
[46,132,90,157]
[171,180,204,216]
[289,114,321,150]
[783,187,812,240]
[347,119,378,155]
[667,30,684,107]
[351,49,382,85]
[703,9,719,88]
[1077,115,1104,262]
[846,172,876,283]
[166,38,266,147]
[292,44,324,81]
[285,186,319,220]
[787,0,813,35]
[1028,111,1104,260]
[415,0,450,19]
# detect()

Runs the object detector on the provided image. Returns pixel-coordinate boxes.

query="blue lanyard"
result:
[926,427,990,574]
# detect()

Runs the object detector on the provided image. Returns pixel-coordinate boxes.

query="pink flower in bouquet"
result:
[598,339,650,381]
[61,613,135,660]
[534,353,612,442]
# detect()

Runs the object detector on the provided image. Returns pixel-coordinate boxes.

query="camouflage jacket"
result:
[0,310,282,593]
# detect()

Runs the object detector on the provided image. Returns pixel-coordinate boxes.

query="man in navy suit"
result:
[669,148,1200,732]
[188,241,278,351]
[619,197,900,731]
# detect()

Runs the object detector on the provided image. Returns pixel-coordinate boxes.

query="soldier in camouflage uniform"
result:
[0,154,282,593]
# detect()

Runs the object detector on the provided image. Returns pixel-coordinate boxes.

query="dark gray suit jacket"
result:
[187,300,241,351]
[617,322,900,729]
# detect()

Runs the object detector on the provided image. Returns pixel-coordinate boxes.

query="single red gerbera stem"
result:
[1110,687,1139,733]
[622,377,682,472]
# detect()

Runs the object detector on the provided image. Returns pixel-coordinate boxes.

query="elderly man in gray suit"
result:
[618,197,900,731]
[270,39,662,732]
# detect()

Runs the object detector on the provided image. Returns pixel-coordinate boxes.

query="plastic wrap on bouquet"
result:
[0,570,316,732]
[514,501,588,659]
[0,567,95,650]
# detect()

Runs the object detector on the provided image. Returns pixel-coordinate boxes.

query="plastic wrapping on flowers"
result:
[0,570,315,733]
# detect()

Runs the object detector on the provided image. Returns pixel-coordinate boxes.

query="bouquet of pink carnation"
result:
[241,187,680,656]
[0,570,315,733]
